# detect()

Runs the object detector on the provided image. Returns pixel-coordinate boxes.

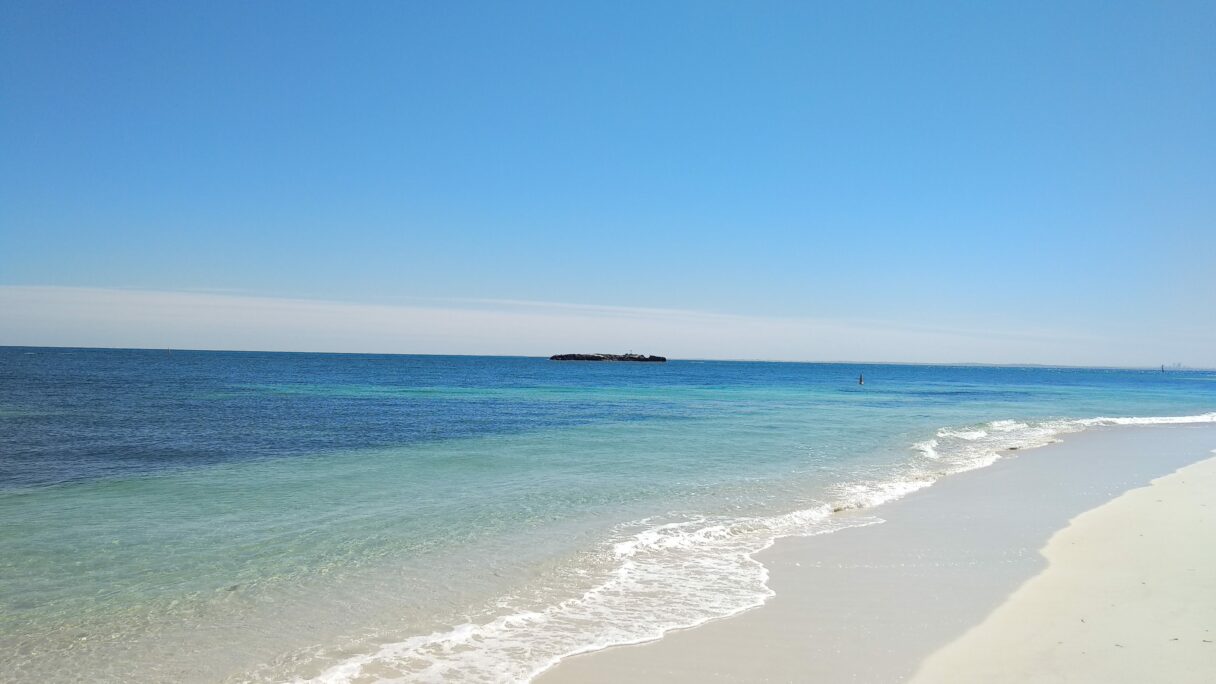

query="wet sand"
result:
[912,453,1216,683]
[538,423,1216,683]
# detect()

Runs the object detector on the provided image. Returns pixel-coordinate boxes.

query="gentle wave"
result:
[298,412,1216,684]
[303,511,875,684]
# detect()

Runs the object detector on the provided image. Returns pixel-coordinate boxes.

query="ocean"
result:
[1,347,1213,682]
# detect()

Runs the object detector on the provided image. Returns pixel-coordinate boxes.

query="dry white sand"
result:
[538,424,1216,683]
[912,454,1216,683]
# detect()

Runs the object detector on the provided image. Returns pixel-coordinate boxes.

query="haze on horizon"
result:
[2,2,1214,367]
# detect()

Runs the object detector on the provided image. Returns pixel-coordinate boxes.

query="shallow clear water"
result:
[1,348,1213,682]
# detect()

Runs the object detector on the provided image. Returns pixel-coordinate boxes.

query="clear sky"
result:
[2,1,1213,365]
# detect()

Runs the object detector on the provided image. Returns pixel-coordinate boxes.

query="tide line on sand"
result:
[538,423,1216,683]
[911,452,1216,683]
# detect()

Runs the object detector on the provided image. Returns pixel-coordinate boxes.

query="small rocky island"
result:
[549,353,667,362]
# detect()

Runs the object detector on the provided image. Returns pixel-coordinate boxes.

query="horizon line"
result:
[3,286,1211,369]
[4,344,1209,372]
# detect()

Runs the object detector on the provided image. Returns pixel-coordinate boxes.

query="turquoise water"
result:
[1,348,1213,682]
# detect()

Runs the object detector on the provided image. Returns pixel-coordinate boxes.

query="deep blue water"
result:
[1,346,1213,682]
[4,347,1209,489]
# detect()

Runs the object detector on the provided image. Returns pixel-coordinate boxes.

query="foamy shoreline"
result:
[539,422,1216,683]
[296,415,1216,683]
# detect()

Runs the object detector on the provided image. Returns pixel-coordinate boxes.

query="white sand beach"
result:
[913,453,1216,683]
[538,424,1216,683]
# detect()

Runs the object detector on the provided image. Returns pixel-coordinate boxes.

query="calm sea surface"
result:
[2,347,1213,682]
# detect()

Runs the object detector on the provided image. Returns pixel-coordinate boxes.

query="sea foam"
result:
[299,412,1216,684]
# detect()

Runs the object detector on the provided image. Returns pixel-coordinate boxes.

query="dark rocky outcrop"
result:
[549,353,667,362]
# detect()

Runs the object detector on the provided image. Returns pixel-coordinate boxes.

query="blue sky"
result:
[2,1,1213,364]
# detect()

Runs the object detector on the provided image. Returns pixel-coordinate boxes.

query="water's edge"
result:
[302,412,1216,684]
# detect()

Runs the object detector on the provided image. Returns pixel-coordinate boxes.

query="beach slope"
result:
[538,424,1216,683]
[912,454,1216,683]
